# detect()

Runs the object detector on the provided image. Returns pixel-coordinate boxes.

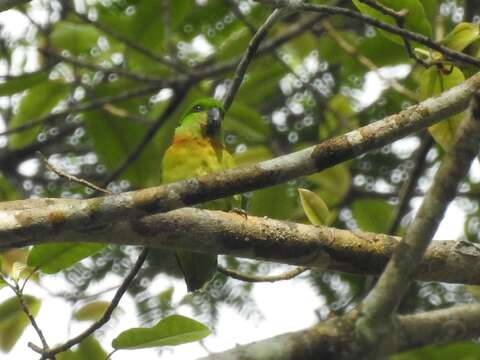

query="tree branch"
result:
[2,206,480,285]
[218,265,309,283]
[199,303,480,359]
[30,248,149,358]
[357,90,480,353]
[257,1,480,68]
[223,8,288,111]
[0,70,478,242]
[0,84,163,136]
[387,132,433,235]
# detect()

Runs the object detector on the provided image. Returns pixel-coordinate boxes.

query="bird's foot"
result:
[230,208,248,219]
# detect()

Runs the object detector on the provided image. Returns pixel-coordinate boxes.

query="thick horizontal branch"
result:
[0,71,479,242]
[2,206,480,285]
[200,304,480,360]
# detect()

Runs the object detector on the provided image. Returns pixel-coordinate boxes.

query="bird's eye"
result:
[192,104,203,112]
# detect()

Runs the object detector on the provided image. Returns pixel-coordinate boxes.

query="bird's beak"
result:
[206,107,222,136]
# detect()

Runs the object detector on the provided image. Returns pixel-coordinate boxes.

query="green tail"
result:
[175,250,218,292]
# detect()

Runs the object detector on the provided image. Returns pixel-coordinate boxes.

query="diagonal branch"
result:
[257,1,480,68]
[199,303,480,360]
[0,84,163,136]
[223,8,289,111]
[65,3,185,72]
[387,132,434,235]
[357,90,480,353]
[30,248,149,358]
[357,0,428,67]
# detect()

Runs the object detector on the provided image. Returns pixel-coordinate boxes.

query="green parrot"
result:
[162,97,239,292]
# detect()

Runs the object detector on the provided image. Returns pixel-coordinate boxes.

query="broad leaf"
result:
[351,198,394,233]
[9,80,70,149]
[74,301,111,322]
[84,108,160,188]
[112,314,210,350]
[392,341,480,359]
[57,336,107,360]
[51,21,101,55]
[308,164,351,207]
[442,22,480,52]
[28,243,106,274]
[0,71,48,96]
[0,176,18,201]
[234,145,273,166]
[249,183,296,220]
[225,102,270,143]
[420,66,465,150]
[298,188,331,225]
[0,296,41,352]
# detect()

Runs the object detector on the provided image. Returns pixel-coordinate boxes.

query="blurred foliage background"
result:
[2,0,480,358]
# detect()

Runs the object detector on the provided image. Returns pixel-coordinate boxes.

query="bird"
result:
[162,97,239,292]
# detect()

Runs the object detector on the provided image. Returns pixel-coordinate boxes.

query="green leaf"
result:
[76,336,107,359]
[0,257,5,290]
[249,183,296,220]
[28,243,106,274]
[84,108,160,188]
[73,301,111,322]
[10,262,25,282]
[442,22,480,52]
[308,164,351,207]
[391,341,480,359]
[298,188,331,225]
[234,145,273,166]
[320,94,358,139]
[51,21,101,55]
[0,71,48,96]
[224,103,270,143]
[351,198,394,233]
[352,0,432,46]
[0,295,41,352]
[112,314,210,350]
[420,66,465,150]
[9,80,70,149]
[57,336,107,360]
[0,176,18,201]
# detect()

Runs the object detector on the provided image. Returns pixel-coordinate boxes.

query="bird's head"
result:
[181,98,225,138]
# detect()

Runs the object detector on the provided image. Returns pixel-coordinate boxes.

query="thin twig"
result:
[223,8,289,111]
[31,248,149,358]
[387,132,434,235]
[65,3,185,72]
[218,265,309,283]
[39,48,165,84]
[357,0,428,67]
[1,278,52,358]
[227,0,329,114]
[0,85,161,136]
[20,267,38,293]
[358,90,480,350]
[38,151,112,195]
[322,20,418,102]
[267,2,480,68]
